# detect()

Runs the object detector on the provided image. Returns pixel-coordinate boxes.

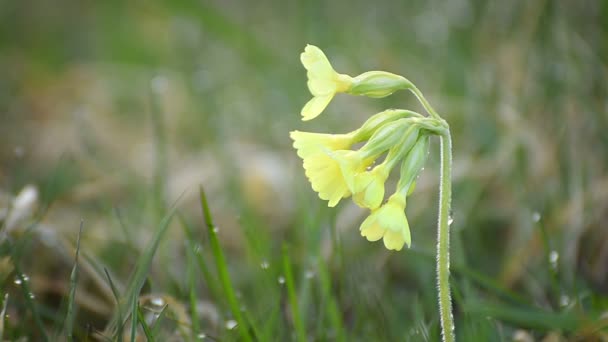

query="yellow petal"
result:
[301,94,334,121]
[383,229,406,251]
[307,76,336,96]
[300,45,333,75]
[360,215,385,242]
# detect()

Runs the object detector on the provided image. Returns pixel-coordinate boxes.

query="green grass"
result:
[1,0,608,340]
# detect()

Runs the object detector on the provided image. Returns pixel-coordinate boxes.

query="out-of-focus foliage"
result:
[0,0,607,340]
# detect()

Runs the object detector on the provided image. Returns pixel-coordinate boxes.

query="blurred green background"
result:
[1,0,607,340]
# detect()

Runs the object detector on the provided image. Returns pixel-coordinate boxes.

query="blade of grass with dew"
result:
[0,294,8,340]
[282,245,306,342]
[104,268,124,341]
[104,207,176,337]
[186,241,201,337]
[199,186,252,341]
[7,237,49,341]
[136,305,154,341]
[178,215,222,308]
[65,220,84,340]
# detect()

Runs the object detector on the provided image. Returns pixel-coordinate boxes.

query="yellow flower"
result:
[300,45,353,121]
[351,165,390,210]
[360,193,411,251]
[301,151,351,207]
[290,130,353,159]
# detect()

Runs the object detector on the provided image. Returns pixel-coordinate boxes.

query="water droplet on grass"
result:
[225,319,238,330]
[151,75,169,94]
[549,251,559,270]
[305,270,315,279]
[14,146,25,158]
[212,226,219,233]
[560,295,569,307]
[197,333,207,339]
[532,212,541,223]
[150,297,165,307]
[448,217,454,226]
[278,276,285,284]
[260,260,269,269]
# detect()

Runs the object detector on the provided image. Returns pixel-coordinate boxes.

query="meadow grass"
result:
[1,0,607,341]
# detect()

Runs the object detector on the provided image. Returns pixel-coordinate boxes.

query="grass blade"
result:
[199,186,252,342]
[282,245,306,342]
[104,268,124,341]
[137,305,154,341]
[130,295,138,342]
[0,294,8,340]
[150,304,168,337]
[104,207,176,337]
[65,220,84,340]
[186,242,201,337]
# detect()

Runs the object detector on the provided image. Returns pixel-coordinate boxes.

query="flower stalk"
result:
[292,44,455,339]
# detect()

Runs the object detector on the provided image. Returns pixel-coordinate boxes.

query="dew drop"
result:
[14,278,22,285]
[151,75,169,94]
[532,212,541,223]
[196,333,207,339]
[14,146,25,158]
[29,293,35,299]
[277,276,285,285]
[260,260,269,270]
[305,270,315,279]
[150,297,165,307]
[549,251,559,264]
[448,217,454,226]
[225,319,238,330]
[212,226,219,233]
[559,295,569,307]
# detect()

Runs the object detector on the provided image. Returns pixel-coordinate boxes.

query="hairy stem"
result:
[409,85,441,121]
[438,130,455,341]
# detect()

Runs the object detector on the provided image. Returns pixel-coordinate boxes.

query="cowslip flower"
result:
[300,44,417,121]
[291,115,419,208]
[290,131,355,159]
[351,125,421,209]
[359,136,430,250]
[300,45,353,121]
[360,193,410,250]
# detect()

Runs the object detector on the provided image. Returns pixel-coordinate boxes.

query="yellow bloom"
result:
[360,193,411,251]
[301,150,367,207]
[300,45,353,121]
[351,165,390,210]
[290,130,353,159]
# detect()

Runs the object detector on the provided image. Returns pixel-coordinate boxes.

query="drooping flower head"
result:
[300,45,353,121]
[351,124,421,209]
[358,135,430,250]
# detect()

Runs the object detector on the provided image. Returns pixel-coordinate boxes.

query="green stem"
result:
[438,130,455,342]
[409,85,442,121]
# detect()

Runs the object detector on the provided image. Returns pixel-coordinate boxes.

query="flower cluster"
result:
[291,45,447,251]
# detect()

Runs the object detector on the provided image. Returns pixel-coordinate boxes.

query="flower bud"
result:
[348,71,413,98]
[358,118,412,160]
[351,109,422,143]
[397,135,430,195]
